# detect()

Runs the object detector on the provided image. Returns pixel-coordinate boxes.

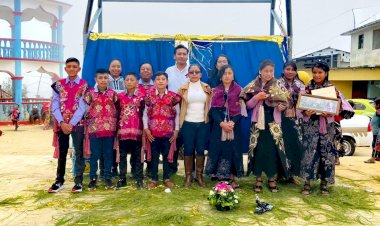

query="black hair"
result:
[154,71,168,79]
[283,61,297,71]
[140,62,153,72]
[218,64,234,80]
[188,63,201,72]
[95,68,109,77]
[311,60,330,82]
[65,57,80,65]
[259,59,275,71]
[312,60,330,73]
[209,54,232,78]
[375,98,380,106]
[282,61,301,81]
[109,59,122,66]
[125,72,138,79]
[174,44,189,54]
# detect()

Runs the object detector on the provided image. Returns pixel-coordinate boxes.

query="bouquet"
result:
[208,181,239,211]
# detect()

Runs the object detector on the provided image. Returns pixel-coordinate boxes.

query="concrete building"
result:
[294,47,350,69]
[342,19,380,67]
[0,0,71,123]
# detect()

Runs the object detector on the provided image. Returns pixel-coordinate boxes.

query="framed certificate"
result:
[296,93,341,115]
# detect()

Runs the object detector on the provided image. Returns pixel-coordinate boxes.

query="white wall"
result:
[350,23,380,67]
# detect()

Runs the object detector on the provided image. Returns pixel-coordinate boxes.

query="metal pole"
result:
[285,0,292,60]
[270,0,276,35]
[98,0,103,32]
[83,0,95,53]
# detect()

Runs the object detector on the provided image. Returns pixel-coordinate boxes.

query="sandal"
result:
[254,177,263,193]
[320,180,329,195]
[302,182,311,195]
[268,179,279,193]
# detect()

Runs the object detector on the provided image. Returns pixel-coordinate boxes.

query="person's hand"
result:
[145,129,155,142]
[277,104,287,112]
[227,120,235,128]
[254,92,269,101]
[60,122,72,135]
[321,112,334,117]
[169,130,179,143]
[303,110,316,117]
[220,121,233,132]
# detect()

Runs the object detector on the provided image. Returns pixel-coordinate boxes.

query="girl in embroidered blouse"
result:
[300,61,354,195]
[178,64,212,187]
[278,62,305,183]
[205,65,244,187]
[241,60,289,193]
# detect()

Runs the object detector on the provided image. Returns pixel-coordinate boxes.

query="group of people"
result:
[47,44,358,196]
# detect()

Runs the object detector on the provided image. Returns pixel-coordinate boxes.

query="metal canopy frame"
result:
[83,0,293,58]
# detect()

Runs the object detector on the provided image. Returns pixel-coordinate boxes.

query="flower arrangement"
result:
[208,181,239,211]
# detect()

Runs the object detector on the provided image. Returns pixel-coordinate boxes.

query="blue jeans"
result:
[89,136,114,180]
[151,138,171,181]
[181,121,208,156]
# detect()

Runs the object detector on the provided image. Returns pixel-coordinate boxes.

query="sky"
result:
[1,0,380,97]
[60,0,380,60]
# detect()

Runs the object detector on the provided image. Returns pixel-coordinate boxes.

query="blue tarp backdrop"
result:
[82,37,286,153]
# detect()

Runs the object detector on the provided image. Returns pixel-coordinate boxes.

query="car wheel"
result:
[342,137,356,156]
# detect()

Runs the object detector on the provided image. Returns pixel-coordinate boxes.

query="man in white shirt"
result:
[166,44,190,93]
[165,44,190,175]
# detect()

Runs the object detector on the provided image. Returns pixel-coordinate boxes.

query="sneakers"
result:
[116,178,127,189]
[88,179,97,191]
[48,181,64,193]
[71,183,83,193]
[105,179,114,190]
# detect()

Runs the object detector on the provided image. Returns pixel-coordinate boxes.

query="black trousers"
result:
[56,128,84,184]
[119,140,143,181]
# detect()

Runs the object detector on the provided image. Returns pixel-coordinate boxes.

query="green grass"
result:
[0,196,23,206]
[22,174,379,226]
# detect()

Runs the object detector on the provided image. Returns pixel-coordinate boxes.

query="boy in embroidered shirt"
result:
[9,104,20,131]
[143,72,181,189]
[48,57,88,193]
[116,72,145,189]
[84,68,118,190]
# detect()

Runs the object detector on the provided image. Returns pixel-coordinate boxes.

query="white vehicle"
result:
[340,115,373,156]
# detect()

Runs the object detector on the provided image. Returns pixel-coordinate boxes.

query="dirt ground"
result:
[0,125,380,225]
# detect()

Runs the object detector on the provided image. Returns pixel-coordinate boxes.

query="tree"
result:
[0,78,28,98]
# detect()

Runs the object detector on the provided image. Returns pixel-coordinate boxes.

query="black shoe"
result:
[71,183,83,193]
[136,180,144,190]
[88,179,97,191]
[111,168,119,178]
[105,179,114,190]
[116,178,127,189]
[48,181,64,193]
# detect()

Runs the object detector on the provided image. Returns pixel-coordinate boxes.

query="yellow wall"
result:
[301,68,380,81]
[330,81,353,99]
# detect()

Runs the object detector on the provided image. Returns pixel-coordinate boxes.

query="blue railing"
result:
[0,38,61,62]
[0,98,50,122]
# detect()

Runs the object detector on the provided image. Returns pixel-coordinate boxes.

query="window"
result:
[354,103,366,110]
[373,29,380,50]
[358,34,364,49]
